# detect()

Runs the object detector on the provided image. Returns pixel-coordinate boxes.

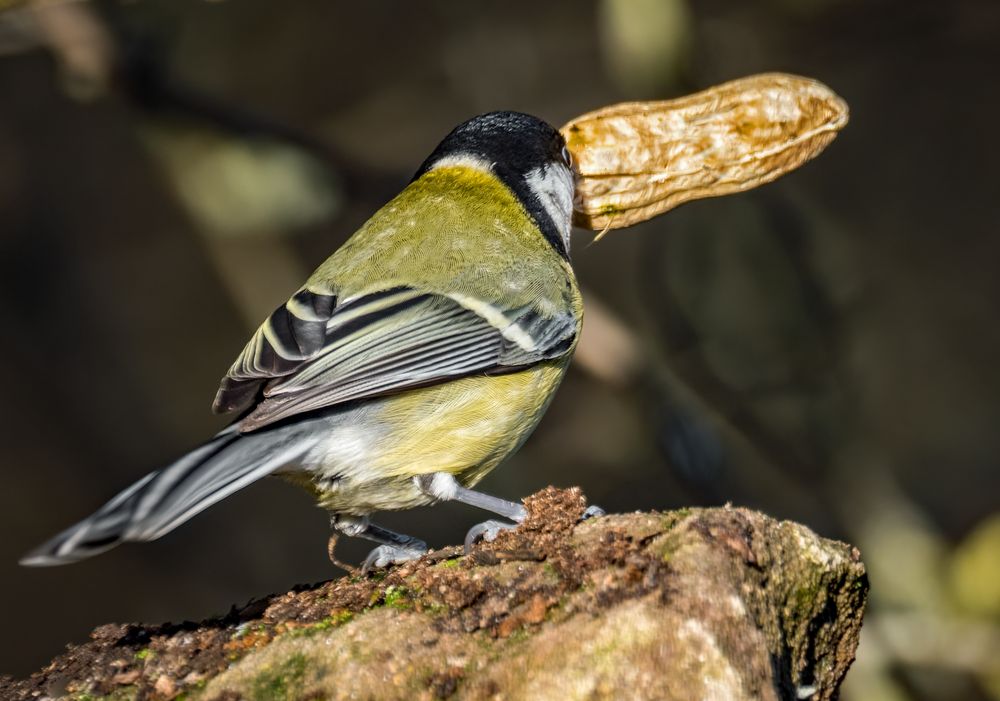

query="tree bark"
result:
[2,488,868,701]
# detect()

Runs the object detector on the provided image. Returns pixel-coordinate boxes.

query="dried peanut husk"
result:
[562,73,848,231]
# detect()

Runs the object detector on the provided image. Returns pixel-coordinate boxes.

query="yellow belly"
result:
[301,359,569,515]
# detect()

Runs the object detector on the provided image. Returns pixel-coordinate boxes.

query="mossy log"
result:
[2,488,868,701]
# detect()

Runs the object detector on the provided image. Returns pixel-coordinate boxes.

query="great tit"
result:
[22,111,588,571]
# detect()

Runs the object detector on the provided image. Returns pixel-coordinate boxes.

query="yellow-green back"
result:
[308,165,581,321]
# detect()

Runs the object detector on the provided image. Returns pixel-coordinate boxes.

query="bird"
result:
[21,110,595,572]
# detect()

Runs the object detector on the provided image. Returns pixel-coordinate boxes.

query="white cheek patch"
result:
[524,164,575,252]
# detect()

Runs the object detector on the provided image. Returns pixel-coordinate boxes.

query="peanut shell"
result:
[562,73,849,231]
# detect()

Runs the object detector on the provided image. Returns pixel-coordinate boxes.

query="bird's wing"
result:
[213,285,578,431]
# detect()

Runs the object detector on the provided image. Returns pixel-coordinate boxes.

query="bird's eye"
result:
[561,145,573,168]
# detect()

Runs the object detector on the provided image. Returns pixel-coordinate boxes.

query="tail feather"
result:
[20,426,313,566]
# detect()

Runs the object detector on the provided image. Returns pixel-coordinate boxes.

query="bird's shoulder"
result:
[310,164,579,314]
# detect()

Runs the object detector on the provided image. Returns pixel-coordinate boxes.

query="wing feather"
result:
[214,286,578,432]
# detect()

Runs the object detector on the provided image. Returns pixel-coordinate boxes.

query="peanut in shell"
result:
[562,73,849,231]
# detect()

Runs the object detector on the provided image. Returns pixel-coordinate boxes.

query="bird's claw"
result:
[464,519,517,552]
[463,507,604,554]
[361,543,427,574]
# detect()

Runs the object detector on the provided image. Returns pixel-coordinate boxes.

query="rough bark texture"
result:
[1,488,868,701]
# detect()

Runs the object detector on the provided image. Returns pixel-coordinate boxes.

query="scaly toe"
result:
[361,543,427,574]
[464,519,517,552]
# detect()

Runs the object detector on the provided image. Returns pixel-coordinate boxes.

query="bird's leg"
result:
[416,473,526,519]
[330,514,428,574]
[414,474,524,549]
[415,473,606,550]
[414,473,526,550]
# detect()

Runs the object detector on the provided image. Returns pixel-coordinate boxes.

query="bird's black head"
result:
[414,111,576,259]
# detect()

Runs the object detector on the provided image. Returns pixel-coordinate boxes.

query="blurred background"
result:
[1,0,998,698]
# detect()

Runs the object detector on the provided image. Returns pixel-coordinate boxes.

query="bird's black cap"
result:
[414,111,566,182]
[414,111,573,259]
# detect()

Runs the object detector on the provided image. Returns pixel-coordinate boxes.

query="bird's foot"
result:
[463,507,604,553]
[464,519,518,552]
[361,541,428,574]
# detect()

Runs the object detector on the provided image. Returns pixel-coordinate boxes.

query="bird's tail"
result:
[20,424,313,566]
